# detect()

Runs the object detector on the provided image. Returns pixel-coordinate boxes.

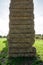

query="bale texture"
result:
[8,0,35,57]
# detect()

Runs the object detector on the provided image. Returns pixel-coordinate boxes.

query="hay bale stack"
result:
[8,0,35,57]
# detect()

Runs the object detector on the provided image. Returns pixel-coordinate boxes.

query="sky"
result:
[0,0,43,36]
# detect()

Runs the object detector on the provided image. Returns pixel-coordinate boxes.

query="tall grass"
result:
[34,39,43,60]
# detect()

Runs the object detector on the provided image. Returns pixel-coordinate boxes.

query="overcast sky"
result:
[0,0,43,36]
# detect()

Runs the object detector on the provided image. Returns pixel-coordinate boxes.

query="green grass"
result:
[0,38,7,51]
[33,39,43,60]
[0,38,43,65]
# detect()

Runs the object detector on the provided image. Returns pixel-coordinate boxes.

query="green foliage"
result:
[33,39,43,60]
[0,38,7,51]
[35,34,41,39]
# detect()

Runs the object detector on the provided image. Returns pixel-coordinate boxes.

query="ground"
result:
[0,38,43,65]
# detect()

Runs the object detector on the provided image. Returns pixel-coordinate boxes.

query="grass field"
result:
[33,39,43,60]
[0,38,7,51]
[0,38,43,64]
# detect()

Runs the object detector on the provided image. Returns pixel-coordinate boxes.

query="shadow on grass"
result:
[0,40,43,65]
[7,56,43,65]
